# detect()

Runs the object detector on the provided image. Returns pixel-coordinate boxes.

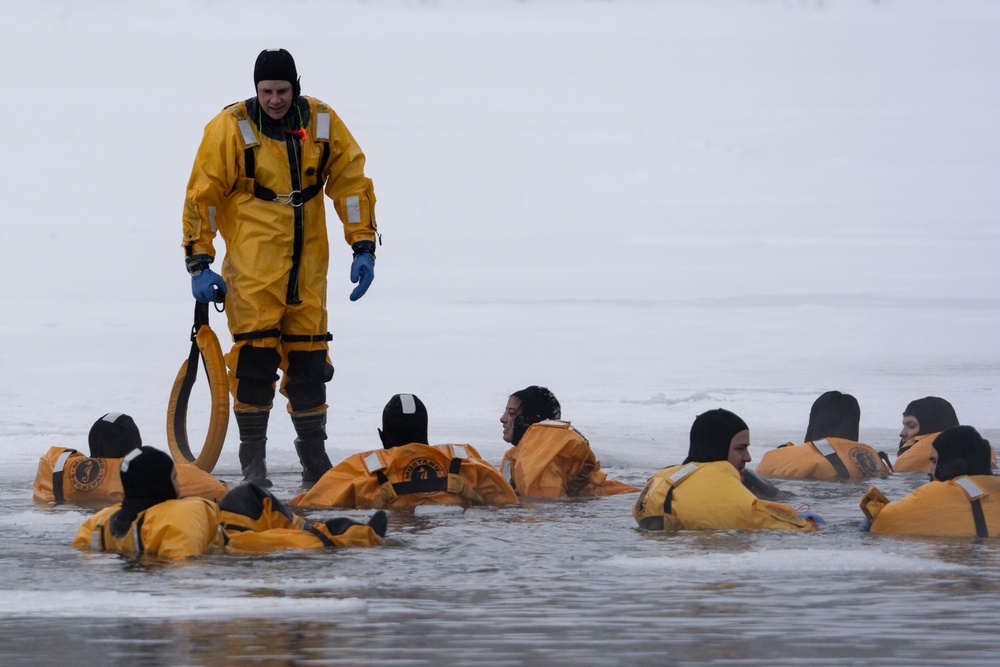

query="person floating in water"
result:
[755,391,890,482]
[498,386,639,498]
[291,393,518,509]
[861,425,999,537]
[633,408,819,532]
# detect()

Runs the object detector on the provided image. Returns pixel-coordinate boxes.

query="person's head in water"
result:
[928,425,992,482]
[500,386,561,445]
[685,408,751,472]
[111,447,179,537]
[804,391,860,442]
[900,397,959,446]
[253,48,300,120]
[88,412,142,459]
[378,393,429,449]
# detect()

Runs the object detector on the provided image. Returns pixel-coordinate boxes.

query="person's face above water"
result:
[727,430,751,472]
[927,447,939,482]
[500,396,521,444]
[899,415,921,444]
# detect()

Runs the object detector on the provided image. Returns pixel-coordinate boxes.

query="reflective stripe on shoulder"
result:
[91,528,101,552]
[315,112,330,141]
[668,463,699,486]
[812,439,836,457]
[54,449,75,473]
[452,445,469,459]
[237,119,258,148]
[955,477,986,500]
[363,451,386,474]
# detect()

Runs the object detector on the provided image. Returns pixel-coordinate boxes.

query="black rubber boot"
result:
[235,410,272,488]
[291,411,333,486]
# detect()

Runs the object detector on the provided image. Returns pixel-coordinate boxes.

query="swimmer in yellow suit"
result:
[290,393,518,509]
[499,386,639,498]
[73,447,384,560]
[633,409,818,532]
[755,391,890,482]
[861,425,1000,537]
[34,412,228,506]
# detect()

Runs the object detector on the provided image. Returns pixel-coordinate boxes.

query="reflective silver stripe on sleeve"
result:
[133,527,142,554]
[452,445,468,459]
[208,206,217,233]
[956,477,986,500]
[54,450,74,474]
[346,196,361,223]
[91,529,100,552]
[668,463,699,485]
[315,112,330,140]
[812,439,836,457]
[363,452,386,474]
[502,459,511,478]
[237,119,258,147]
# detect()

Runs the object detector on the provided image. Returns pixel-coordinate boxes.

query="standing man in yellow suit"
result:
[182,48,379,487]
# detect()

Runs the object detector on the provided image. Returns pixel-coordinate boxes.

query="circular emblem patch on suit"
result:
[848,447,880,478]
[402,457,445,482]
[68,457,108,491]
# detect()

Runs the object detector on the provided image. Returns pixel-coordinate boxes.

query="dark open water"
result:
[3,453,1000,667]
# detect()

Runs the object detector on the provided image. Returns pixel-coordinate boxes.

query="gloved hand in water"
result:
[798,511,826,529]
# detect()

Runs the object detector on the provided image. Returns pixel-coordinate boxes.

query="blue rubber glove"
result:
[798,511,826,527]
[857,517,872,532]
[349,242,376,301]
[191,267,227,303]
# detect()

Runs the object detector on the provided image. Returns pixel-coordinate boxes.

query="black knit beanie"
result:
[253,48,300,97]
[932,425,992,481]
[904,397,959,436]
[88,412,142,459]
[378,393,429,449]
[685,408,749,464]
[510,386,561,445]
[110,447,178,538]
[804,391,860,442]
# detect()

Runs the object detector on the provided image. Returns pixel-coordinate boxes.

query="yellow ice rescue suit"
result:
[219,482,384,551]
[34,446,228,506]
[755,438,890,482]
[73,498,228,560]
[182,95,377,413]
[290,443,518,509]
[499,420,640,498]
[894,434,997,473]
[861,475,1000,537]
[632,461,815,532]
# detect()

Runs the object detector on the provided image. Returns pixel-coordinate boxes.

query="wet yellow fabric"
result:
[290,443,518,509]
[861,475,1000,537]
[34,446,228,506]
[500,421,639,498]
[632,461,815,532]
[72,498,227,560]
[756,438,889,482]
